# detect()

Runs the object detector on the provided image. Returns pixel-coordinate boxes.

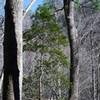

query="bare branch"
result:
[55,7,64,13]
[0,16,4,41]
[23,0,36,18]
[0,34,4,41]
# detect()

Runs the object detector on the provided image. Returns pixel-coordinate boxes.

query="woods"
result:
[0,0,100,100]
[23,4,70,100]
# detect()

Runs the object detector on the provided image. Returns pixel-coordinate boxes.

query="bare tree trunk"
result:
[39,68,43,100]
[69,1,79,100]
[63,0,78,100]
[63,0,74,99]
[58,66,61,99]
[2,0,23,100]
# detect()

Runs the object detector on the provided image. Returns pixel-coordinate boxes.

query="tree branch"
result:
[23,0,36,18]
[55,7,64,12]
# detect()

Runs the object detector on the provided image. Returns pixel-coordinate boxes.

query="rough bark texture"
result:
[2,0,23,100]
[63,1,73,98]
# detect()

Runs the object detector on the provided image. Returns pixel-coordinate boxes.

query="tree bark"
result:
[2,0,23,100]
[63,0,78,99]
[63,0,74,99]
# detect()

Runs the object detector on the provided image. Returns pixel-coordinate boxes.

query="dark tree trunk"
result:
[2,0,23,100]
[63,0,74,99]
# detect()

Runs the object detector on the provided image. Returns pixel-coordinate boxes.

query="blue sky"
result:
[24,0,44,12]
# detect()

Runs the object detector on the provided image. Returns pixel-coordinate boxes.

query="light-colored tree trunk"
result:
[39,52,44,100]
[2,0,23,100]
[58,66,61,99]
[39,69,43,100]
[63,0,78,100]
[69,1,79,100]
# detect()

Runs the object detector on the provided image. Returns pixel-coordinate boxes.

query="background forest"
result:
[0,0,100,100]
[23,3,70,100]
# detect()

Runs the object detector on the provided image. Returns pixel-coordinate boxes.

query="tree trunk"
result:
[2,0,23,100]
[63,0,78,99]
[58,66,61,99]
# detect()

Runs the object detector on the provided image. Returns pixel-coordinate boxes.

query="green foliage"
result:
[49,48,70,67]
[75,0,80,10]
[23,3,70,100]
[92,0,100,10]
[36,4,53,21]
